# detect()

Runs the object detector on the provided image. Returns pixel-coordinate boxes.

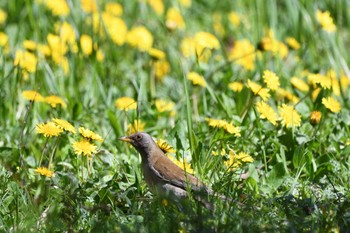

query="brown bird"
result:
[119,132,216,209]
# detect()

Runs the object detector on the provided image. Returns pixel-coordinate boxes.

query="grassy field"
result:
[1,0,350,232]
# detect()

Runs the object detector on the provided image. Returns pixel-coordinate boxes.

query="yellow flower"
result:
[312,88,322,101]
[72,139,97,157]
[45,95,67,108]
[147,0,164,15]
[148,48,166,60]
[157,139,176,154]
[166,7,185,30]
[100,13,127,46]
[228,11,240,27]
[322,96,341,113]
[187,72,206,87]
[255,101,278,125]
[206,118,241,137]
[276,88,299,104]
[308,73,331,89]
[310,111,322,126]
[52,118,76,134]
[179,0,191,8]
[45,0,70,16]
[228,39,256,70]
[35,167,55,178]
[155,99,175,113]
[23,40,37,51]
[80,0,98,13]
[180,37,196,58]
[36,122,63,137]
[57,22,77,52]
[258,30,288,58]
[291,77,309,92]
[105,2,123,16]
[225,123,241,136]
[126,26,153,52]
[37,44,51,57]
[115,97,137,111]
[263,70,280,91]
[228,82,244,92]
[96,49,104,61]
[247,80,270,101]
[22,90,45,102]
[225,151,253,170]
[14,50,38,73]
[285,37,301,50]
[0,9,7,25]
[194,31,220,50]
[212,13,225,37]
[154,59,170,81]
[79,127,104,142]
[167,155,193,174]
[278,104,301,128]
[0,32,9,47]
[80,34,93,55]
[127,120,145,135]
[316,10,336,32]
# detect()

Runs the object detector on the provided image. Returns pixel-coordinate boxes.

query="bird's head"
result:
[119,132,156,158]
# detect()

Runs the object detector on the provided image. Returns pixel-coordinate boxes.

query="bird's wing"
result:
[151,154,206,192]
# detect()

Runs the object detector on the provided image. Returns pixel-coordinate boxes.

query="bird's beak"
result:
[118,136,133,143]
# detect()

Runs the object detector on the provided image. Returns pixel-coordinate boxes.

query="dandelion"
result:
[0,32,9,47]
[167,155,193,174]
[255,101,278,125]
[14,50,38,73]
[206,118,241,136]
[35,167,55,178]
[263,70,280,91]
[291,77,309,92]
[147,0,164,15]
[115,97,137,111]
[23,40,37,51]
[45,0,70,16]
[148,48,166,60]
[105,2,123,16]
[285,37,301,50]
[157,139,176,154]
[80,34,93,55]
[187,72,206,87]
[228,11,240,27]
[179,0,191,8]
[22,90,45,102]
[45,95,67,108]
[79,127,104,142]
[276,88,299,104]
[80,0,98,13]
[228,82,244,92]
[100,14,127,46]
[228,39,256,70]
[127,120,145,135]
[36,122,63,137]
[166,7,185,30]
[155,99,175,113]
[235,152,254,163]
[72,139,97,157]
[316,10,336,32]
[126,26,153,52]
[194,31,220,50]
[247,80,270,101]
[308,73,331,89]
[0,8,7,25]
[310,111,322,125]
[278,104,301,128]
[52,118,76,134]
[322,96,341,113]
[225,151,253,170]
[154,60,170,81]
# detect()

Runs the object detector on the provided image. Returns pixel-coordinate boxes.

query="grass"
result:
[1,0,350,232]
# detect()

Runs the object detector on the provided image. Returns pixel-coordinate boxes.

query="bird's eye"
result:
[135,134,142,140]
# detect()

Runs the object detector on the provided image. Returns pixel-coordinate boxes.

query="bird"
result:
[119,132,220,209]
